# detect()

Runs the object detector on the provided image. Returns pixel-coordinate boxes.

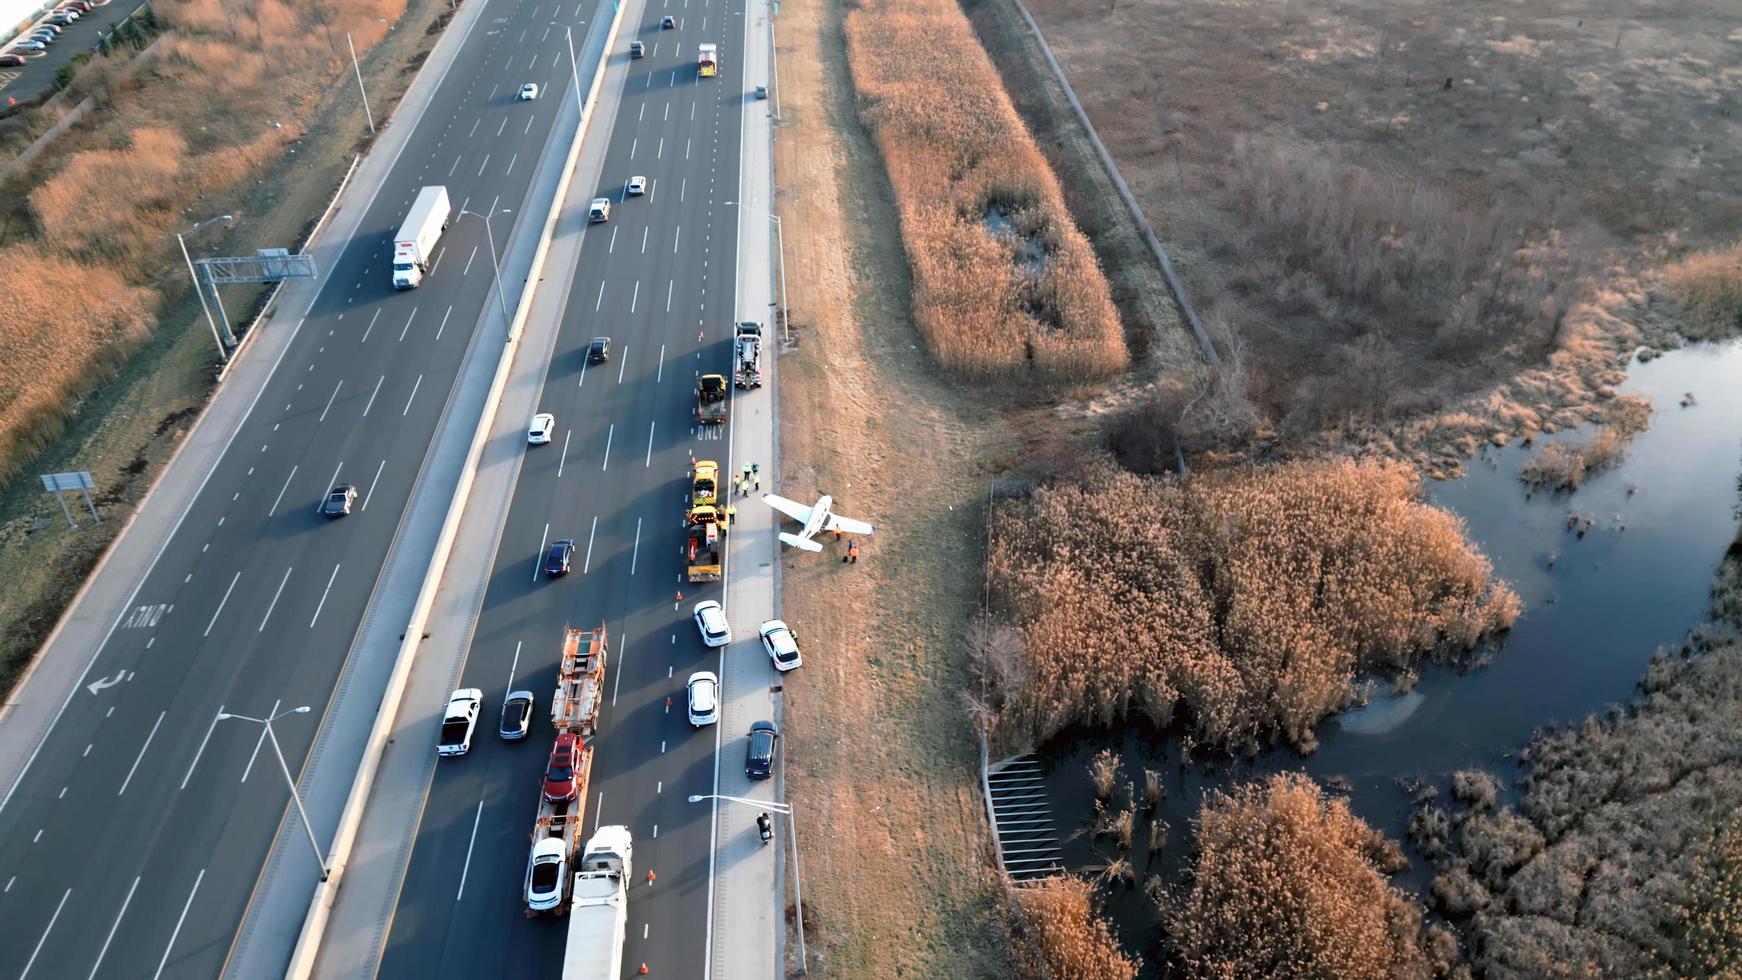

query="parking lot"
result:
[3,0,144,107]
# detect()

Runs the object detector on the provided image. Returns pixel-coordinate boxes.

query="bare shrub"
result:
[1679,813,1742,978]
[1168,773,1441,977]
[1088,748,1118,799]
[843,0,1126,382]
[1663,243,1742,340]
[986,461,1519,752]
[1006,876,1138,979]
[1519,429,1625,492]
[1227,139,1580,363]
[1450,770,1500,812]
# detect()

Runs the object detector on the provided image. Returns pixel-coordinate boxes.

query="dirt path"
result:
[772,0,1021,972]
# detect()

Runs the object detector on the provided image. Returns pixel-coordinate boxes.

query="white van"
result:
[588,198,611,223]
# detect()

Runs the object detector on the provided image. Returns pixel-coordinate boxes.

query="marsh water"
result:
[1038,339,1742,957]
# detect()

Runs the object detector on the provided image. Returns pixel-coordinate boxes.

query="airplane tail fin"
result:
[779,532,824,553]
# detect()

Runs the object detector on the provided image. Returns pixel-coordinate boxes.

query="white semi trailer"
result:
[561,826,632,980]
[391,185,451,289]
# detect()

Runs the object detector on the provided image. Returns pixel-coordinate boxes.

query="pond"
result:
[1033,338,1742,962]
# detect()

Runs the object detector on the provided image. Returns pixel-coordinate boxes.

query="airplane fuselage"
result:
[802,495,833,542]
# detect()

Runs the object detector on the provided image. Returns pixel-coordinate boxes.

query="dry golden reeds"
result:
[0,0,406,486]
[985,460,1519,753]
[1088,748,1119,799]
[1169,773,1439,978]
[1663,243,1742,339]
[1007,876,1138,979]
[843,0,1126,382]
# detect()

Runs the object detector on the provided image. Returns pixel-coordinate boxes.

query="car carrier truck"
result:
[522,627,608,916]
[392,185,451,289]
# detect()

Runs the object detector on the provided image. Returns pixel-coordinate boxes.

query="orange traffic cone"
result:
[675,590,684,603]
[639,965,649,975]
[647,870,657,885]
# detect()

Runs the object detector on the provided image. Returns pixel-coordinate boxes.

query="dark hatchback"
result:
[587,337,611,364]
[545,538,575,577]
[745,720,779,780]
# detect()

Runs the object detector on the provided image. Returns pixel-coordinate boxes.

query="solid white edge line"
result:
[87,875,141,979]
[117,710,167,796]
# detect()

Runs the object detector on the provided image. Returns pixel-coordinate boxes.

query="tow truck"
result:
[733,322,763,389]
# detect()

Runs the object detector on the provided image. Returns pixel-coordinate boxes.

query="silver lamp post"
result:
[177,213,234,359]
[217,706,328,881]
[457,207,514,329]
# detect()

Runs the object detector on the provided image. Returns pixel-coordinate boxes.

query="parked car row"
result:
[4,1,95,62]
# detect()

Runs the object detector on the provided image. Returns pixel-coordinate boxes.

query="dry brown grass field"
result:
[1017,0,1742,470]
[841,0,1128,381]
[1170,773,1452,978]
[982,460,1519,754]
[0,0,449,693]
[0,0,404,485]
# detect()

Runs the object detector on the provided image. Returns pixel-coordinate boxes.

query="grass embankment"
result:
[771,0,1018,972]
[981,460,1519,754]
[0,0,451,693]
[841,0,1126,381]
[1406,530,1742,977]
[1168,773,1454,978]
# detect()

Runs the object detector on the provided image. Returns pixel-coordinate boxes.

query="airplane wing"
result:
[761,493,813,524]
[822,513,875,536]
[778,532,826,552]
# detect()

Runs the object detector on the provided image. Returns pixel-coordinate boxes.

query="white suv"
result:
[692,600,730,648]
[687,671,719,726]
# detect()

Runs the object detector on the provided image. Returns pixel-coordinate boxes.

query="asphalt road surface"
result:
[3,0,145,105]
[0,1,597,975]
[375,5,750,976]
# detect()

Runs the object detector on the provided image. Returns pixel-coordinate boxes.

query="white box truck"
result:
[562,826,632,980]
[392,185,451,289]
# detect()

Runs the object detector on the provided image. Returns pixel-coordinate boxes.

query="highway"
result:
[374,2,753,975]
[0,1,599,975]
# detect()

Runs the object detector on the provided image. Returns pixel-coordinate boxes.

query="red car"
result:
[542,732,581,802]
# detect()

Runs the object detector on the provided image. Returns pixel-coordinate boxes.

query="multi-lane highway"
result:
[375,2,754,974]
[0,1,594,975]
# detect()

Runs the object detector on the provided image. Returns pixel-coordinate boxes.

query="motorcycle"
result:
[757,811,773,845]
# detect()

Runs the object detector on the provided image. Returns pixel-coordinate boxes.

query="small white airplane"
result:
[761,493,874,552]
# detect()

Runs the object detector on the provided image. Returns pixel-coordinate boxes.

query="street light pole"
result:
[218,707,327,881]
[347,32,375,134]
[558,24,583,111]
[724,201,789,346]
[458,207,513,330]
[177,214,234,361]
[689,793,806,973]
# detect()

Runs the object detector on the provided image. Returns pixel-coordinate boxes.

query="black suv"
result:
[629,40,645,59]
[587,337,611,364]
[321,484,357,518]
[544,538,576,577]
[745,720,779,780]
